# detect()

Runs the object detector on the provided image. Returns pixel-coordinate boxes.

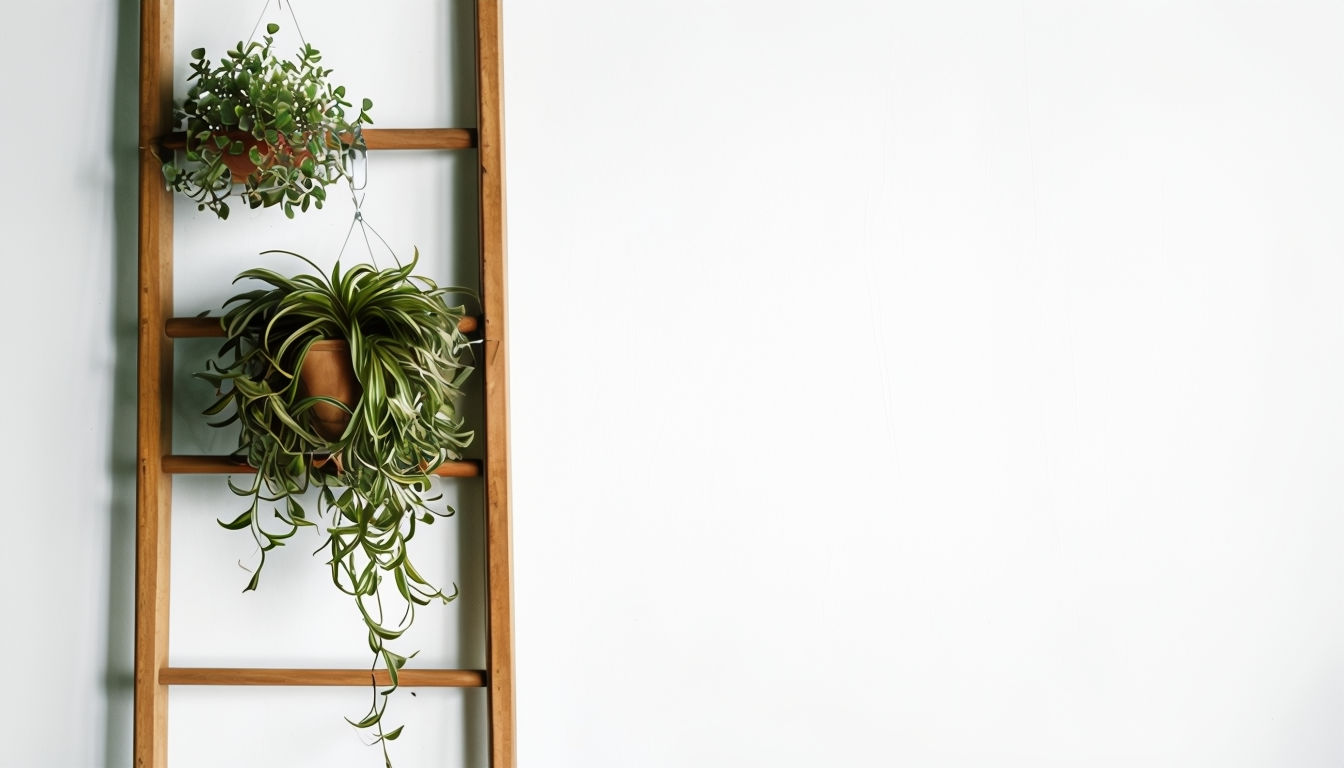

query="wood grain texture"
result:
[162,454,482,477]
[476,1,517,765]
[160,127,476,151]
[160,667,486,687]
[362,128,477,150]
[135,0,173,766]
[166,315,479,337]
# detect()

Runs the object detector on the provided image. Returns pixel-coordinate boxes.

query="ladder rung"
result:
[160,667,486,687]
[167,315,480,338]
[362,128,477,150]
[163,454,482,478]
[159,127,476,152]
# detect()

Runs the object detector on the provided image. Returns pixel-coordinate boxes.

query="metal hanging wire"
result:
[336,189,404,272]
[246,0,309,48]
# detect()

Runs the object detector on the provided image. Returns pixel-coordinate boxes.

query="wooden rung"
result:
[160,667,486,687]
[362,128,476,150]
[163,454,482,478]
[159,127,476,151]
[163,317,221,337]
[167,315,480,338]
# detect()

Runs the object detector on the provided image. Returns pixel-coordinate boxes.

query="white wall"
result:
[0,0,133,765]
[6,1,1344,766]
[505,1,1344,766]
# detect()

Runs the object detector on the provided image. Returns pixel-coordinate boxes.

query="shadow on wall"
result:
[104,0,143,763]
[450,2,488,763]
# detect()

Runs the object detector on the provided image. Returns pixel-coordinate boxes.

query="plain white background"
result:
[6,1,1344,766]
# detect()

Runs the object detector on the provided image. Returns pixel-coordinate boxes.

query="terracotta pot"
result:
[216,131,315,184]
[298,339,362,441]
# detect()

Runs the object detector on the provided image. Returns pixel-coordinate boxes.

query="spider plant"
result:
[197,249,474,764]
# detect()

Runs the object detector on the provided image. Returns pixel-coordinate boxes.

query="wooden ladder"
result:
[134,2,514,766]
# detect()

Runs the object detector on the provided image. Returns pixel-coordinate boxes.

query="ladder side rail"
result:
[134,0,175,765]
[475,1,517,766]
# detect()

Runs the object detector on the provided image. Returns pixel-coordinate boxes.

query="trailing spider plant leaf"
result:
[197,249,475,766]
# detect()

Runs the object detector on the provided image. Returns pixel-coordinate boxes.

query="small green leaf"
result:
[266,22,280,34]
[346,707,382,730]
[218,509,253,530]
[191,47,205,60]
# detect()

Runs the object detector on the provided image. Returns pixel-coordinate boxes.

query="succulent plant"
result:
[162,23,373,219]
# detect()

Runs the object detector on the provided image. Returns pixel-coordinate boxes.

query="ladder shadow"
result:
[453,1,490,761]
[104,0,146,764]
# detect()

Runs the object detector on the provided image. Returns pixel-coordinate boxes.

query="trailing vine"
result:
[198,250,474,765]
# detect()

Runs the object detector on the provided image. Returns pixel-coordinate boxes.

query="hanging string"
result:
[246,0,309,49]
[244,0,270,45]
[336,188,404,272]
[285,0,309,49]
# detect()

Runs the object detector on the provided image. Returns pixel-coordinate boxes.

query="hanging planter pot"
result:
[215,130,315,185]
[297,339,361,441]
[161,22,373,220]
[216,131,269,182]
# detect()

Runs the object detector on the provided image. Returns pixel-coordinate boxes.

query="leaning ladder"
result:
[133,2,515,766]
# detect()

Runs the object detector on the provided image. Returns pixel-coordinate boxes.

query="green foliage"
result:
[161,25,374,219]
[197,250,474,761]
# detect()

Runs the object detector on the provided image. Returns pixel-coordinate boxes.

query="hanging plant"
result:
[162,23,373,220]
[197,250,474,763]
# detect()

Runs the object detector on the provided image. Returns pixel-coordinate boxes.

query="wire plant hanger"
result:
[338,189,403,272]
[246,0,309,48]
